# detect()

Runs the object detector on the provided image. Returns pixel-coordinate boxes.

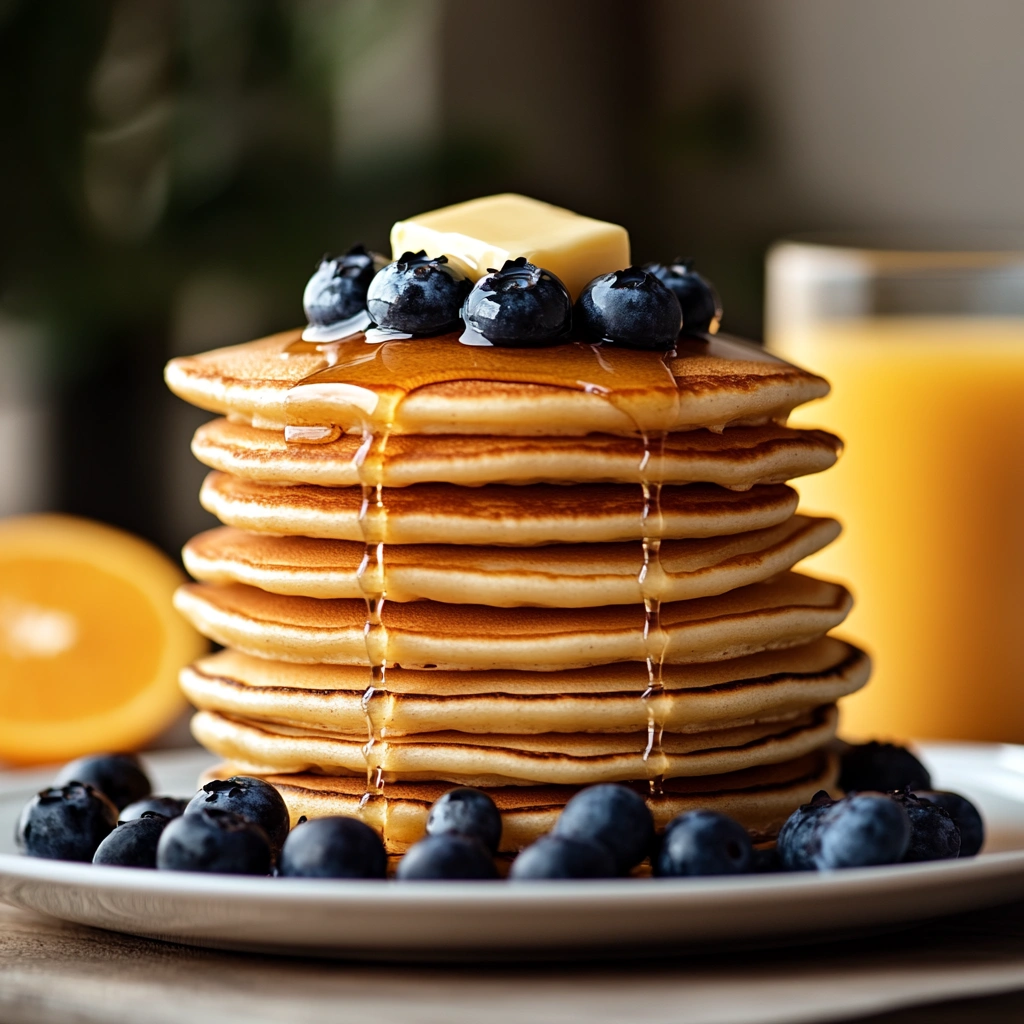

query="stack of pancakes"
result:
[166,329,867,852]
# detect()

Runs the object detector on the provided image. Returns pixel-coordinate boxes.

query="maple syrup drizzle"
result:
[354,426,390,805]
[285,336,395,811]
[638,427,670,793]
[283,332,701,798]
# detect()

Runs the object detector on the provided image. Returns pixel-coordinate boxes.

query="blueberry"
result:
[17,783,118,861]
[303,245,384,333]
[93,813,169,868]
[890,791,961,862]
[185,776,290,855]
[119,796,188,822]
[574,267,682,351]
[509,834,616,880]
[157,807,272,874]
[553,784,654,874]
[395,834,497,880]
[777,790,836,871]
[425,787,503,855]
[278,816,387,879]
[839,741,932,793]
[366,251,471,335]
[53,753,151,811]
[654,811,753,877]
[461,258,572,346]
[644,260,722,335]
[814,794,911,869]
[914,790,984,856]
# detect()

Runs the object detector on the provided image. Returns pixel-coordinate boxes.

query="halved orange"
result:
[0,515,206,765]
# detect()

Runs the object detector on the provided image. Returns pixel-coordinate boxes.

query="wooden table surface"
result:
[2,897,1024,1024]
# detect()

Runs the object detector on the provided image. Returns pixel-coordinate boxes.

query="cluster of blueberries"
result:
[16,742,983,879]
[303,245,722,352]
[775,742,983,871]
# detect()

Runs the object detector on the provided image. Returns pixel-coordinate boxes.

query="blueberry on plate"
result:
[395,834,497,880]
[425,787,503,855]
[553,783,654,874]
[302,245,385,341]
[838,741,932,793]
[17,783,118,861]
[186,777,290,855]
[644,260,722,335]
[157,807,272,875]
[914,790,984,856]
[777,790,835,871]
[119,796,188,822]
[509,834,616,880]
[53,753,151,811]
[890,791,961,862]
[278,816,387,879]
[93,813,170,868]
[461,258,572,346]
[654,810,754,877]
[814,793,911,869]
[366,251,471,336]
[574,267,682,351]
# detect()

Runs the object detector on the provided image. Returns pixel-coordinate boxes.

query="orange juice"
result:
[771,317,1024,742]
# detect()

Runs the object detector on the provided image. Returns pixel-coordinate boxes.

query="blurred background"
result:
[1,0,1022,562]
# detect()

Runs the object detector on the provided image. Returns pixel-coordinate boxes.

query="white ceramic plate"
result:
[1,743,1023,959]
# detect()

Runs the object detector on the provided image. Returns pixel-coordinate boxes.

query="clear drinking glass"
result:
[766,235,1024,743]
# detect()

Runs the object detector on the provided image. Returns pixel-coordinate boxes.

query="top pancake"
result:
[165,329,830,437]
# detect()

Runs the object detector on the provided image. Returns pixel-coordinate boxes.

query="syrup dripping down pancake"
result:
[198,473,802,545]
[165,329,830,436]
[200,750,840,850]
[183,515,840,605]
[192,419,841,489]
[180,638,869,737]
[173,571,852,670]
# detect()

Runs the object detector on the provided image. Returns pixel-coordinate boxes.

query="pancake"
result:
[173,571,852,669]
[199,472,802,545]
[180,637,870,736]
[192,419,841,489]
[201,750,840,850]
[183,515,840,606]
[165,329,830,437]
[190,704,838,786]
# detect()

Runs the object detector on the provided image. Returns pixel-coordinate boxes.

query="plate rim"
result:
[1,846,1024,904]
[1,739,1022,907]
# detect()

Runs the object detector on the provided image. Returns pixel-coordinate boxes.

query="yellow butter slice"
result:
[390,193,630,299]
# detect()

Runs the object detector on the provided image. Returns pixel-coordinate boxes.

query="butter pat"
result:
[390,194,630,299]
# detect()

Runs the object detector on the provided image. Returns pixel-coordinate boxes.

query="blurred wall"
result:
[442,0,1024,335]
[737,0,1024,228]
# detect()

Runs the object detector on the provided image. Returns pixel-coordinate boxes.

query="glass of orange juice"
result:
[766,235,1024,743]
